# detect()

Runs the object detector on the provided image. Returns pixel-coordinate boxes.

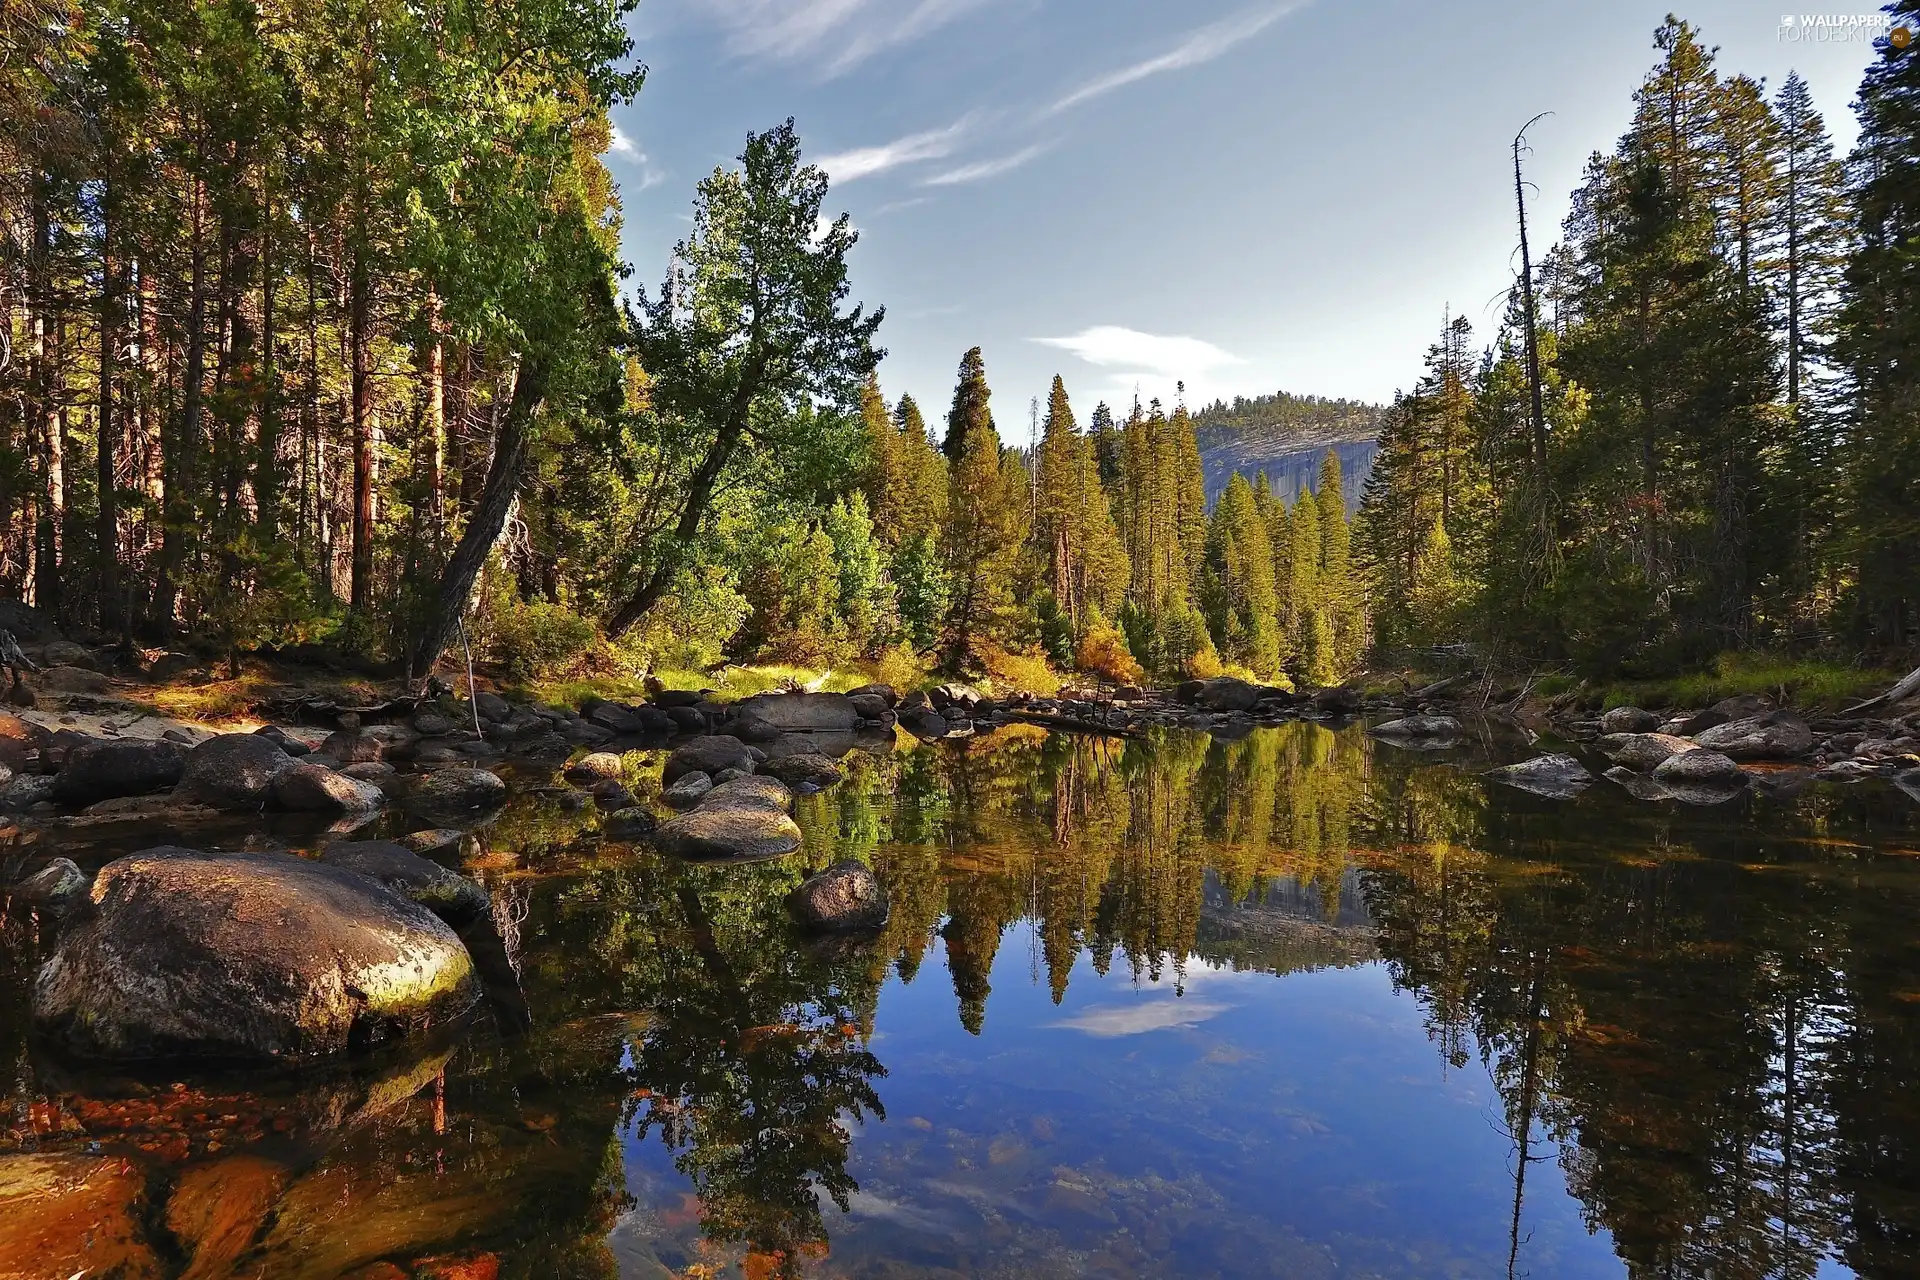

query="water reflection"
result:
[2,720,1918,1277]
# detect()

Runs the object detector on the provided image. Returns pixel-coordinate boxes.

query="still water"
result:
[4,721,1919,1278]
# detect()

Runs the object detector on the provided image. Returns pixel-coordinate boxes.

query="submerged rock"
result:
[52,737,187,805]
[1484,753,1593,798]
[760,751,844,789]
[33,847,477,1063]
[788,860,889,932]
[653,806,802,861]
[1369,715,1464,747]
[602,807,659,841]
[1604,765,1674,802]
[701,774,793,813]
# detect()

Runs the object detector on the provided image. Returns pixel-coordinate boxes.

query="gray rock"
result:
[1484,753,1593,799]
[317,840,490,926]
[847,693,891,721]
[1604,765,1674,801]
[650,688,708,709]
[32,847,476,1063]
[342,760,396,782]
[846,683,899,707]
[1370,716,1464,747]
[761,751,844,789]
[319,730,384,764]
[253,724,312,756]
[700,774,792,813]
[603,807,659,840]
[1813,759,1875,783]
[663,735,754,785]
[398,828,466,856]
[654,806,802,861]
[734,691,860,732]
[1895,770,1920,804]
[274,763,386,813]
[1694,712,1814,760]
[898,708,949,740]
[662,772,714,809]
[728,712,783,743]
[713,766,753,784]
[1600,706,1662,734]
[665,705,710,732]
[2,772,56,812]
[1653,749,1748,789]
[588,778,636,809]
[39,665,111,694]
[172,733,298,812]
[9,857,88,914]
[474,691,512,723]
[42,640,95,670]
[1597,732,1698,773]
[788,860,889,932]
[53,738,188,805]
[412,710,454,736]
[583,701,649,734]
[407,767,508,817]
[564,751,625,782]
[1193,676,1264,713]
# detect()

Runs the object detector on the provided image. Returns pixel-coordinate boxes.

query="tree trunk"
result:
[156,177,208,635]
[256,213,280,543]
[97,180,121,633]
[410,360,544,678]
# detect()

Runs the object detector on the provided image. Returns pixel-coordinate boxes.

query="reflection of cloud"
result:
[818,116,975,183]
[681,0,994,76]
[1050,999,1231,1037]
[1048,3,1303,114]
[922,143,1048,186]
[1036,326,1242,378]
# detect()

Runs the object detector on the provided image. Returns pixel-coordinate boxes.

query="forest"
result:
[0,3,1914,691]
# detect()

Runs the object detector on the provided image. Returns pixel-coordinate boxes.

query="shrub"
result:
[1076,613,1145,685]
[488,600,597,679]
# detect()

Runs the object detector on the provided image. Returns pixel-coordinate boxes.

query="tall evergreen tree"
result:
[942,346,991,464]
[939,348,1026,668]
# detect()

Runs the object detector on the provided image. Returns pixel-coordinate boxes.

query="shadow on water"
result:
[2,720,1919,1276]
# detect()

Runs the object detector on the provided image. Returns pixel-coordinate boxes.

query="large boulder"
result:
[1484,753,1593,799]
[1694,711,1814,760]
[173,732,298,811]
[734,692,860,732]
[1600,706,1662,735]
[1598,732,1698,773]
[582,700,651,735]
[898,708,949,740]
[787,860,889,933]
[663,735,754,785]
[653,806,802,861]
[760,751,844,790]
[406,768,507,818]
[273,763,387,813]
[1192,676,1264,713]
[319,730,385,765]
[52,738,187,805]
[317,840,490,926]
[846,683,899,707]
[33,847,477,1062]
[847,693,892,722]
[0,712,47,767]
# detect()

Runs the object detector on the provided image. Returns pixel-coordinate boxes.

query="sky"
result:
[606,0,1887,431]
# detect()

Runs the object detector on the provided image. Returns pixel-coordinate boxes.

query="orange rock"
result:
[166,1153,290,1280]
[412,1253,502,1280]
[338,1265,409,1280]
[0,1151,162,1279]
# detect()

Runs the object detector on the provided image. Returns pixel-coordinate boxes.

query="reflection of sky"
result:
[609,924,1633,1278]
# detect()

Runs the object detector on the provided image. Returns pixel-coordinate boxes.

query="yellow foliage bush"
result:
[1075,619,1145,686]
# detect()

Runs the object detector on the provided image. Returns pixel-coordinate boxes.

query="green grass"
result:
[1594,653,1898,712]
[530,656,936,709]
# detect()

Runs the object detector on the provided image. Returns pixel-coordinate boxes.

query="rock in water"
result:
[653,807,802,861]
[761,751,844,789]
[603,807,659,840]
[406,768,507,818]
[1604,765,1675,802]
[318,840,490,925]
[1597,732,1697,772]
[1192,676,1264,712]
[788,860,889,932]
[1693,711,1814,760]
[1653,749,1748,790]
[662,735,754,784]
[898,708,949,740]
[1484,753,1593,798]
[0,1152,160,1280]
[734,692,860,732]
[32,847,477,1062]
[52,738,187,804]
[1369,716,1464,746]
[174,732,298,811]
[701,774,793,813]
[8,857,88,915]
[661,771,714,809]
[1600,706,1662,734]
[563,751,625,782]
[847,693,892,721]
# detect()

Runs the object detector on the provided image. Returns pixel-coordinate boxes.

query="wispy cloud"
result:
[922,143,1049,187]
[1050,999,1232,1038]
[817,116,976,183]
[608,126,668,190]
[680,0,994,76]
[875,196,933,216]
[1036,326,1243,377]
[1047,3,1301,115]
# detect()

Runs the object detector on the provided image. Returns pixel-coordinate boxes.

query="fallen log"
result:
[1841,665,1920,715]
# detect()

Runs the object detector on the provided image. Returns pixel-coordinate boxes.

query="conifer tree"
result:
[1315,452,1363,675]
[942,347,992,464]
[1201,473,1281,677]
[939,348,1026,668]
[1285,490,1321,679]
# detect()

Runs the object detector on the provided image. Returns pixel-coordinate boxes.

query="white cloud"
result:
[610,126,639,157]
[607,125,668,190]
[1050,999,1232,1038]
[817,116,975,183]
[1035,326,1243,377]
[679,0,993,76]
[1047,3,1303,115]
[922,143,1049,187]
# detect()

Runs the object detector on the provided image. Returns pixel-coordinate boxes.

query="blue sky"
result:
[607,1,1884,430]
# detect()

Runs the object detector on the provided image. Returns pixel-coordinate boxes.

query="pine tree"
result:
[1201,473,1281,677]
[939,348,1026,668]
[1315,451,1363,677]
[1773,71,1849,411]
[1285,489,1321,679]
[942,347,992,464]
[1088,400,1121,487]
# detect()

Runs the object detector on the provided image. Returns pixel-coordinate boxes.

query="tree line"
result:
[1357,13,1920,673]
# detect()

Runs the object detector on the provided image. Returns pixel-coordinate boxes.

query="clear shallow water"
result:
[4,720,1920,1278]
